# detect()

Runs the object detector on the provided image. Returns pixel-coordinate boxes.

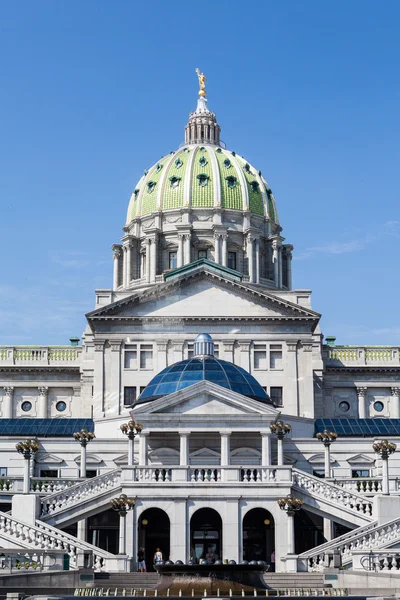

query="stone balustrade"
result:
[330,477,399,495]
[0,346,81,366]
[0,477,82,494]
[133,465,280,484]
[325,345,400,366]
[0,548,67,572]
[298,515,400,571]
[352,549,400,571]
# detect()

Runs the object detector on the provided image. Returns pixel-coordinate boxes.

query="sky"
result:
[0,0,399,346]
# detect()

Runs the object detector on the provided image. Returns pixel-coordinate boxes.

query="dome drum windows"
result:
[197,174,210,187]
[21,401,32,412]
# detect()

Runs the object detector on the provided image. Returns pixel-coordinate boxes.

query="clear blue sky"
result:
[1,1,399,345]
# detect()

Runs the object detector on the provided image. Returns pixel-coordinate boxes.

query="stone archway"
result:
[242,508,275,566]
[190,507,222,563]
[138,507,170,571]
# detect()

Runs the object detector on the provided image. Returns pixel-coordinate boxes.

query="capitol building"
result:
[1,73,400,584]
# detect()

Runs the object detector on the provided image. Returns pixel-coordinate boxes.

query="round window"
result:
[21,401,32,412]
[56,401,67,412]
[374,401,384,412]
[339,401,350,413]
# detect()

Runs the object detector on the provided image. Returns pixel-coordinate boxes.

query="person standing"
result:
[137,547,146,572]
[270,550,275,572]
[154,547,163,565]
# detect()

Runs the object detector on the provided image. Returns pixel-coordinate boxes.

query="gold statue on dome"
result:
[195,68,207,97]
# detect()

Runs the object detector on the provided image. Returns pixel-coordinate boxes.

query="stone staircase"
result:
[298,515,400,570]
[94,572,160,590]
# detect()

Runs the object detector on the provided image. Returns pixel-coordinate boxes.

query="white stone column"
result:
[126,242,132,286]
[220,432,231,466]
[286,248,293,290]
[93,342,105,417]
[170,499,188,562]
[272,239,280,288]
[184,233,191,265]
[150,236,157,282]
[128,436,135,467]
[324,444,331,478]
[23,457,30,494]
[287,512,295,554]
[278,246,283,288]
[391,388,400,418]
[156,341,168,372]
[77,519,87,542]
[221,234,228,267]
[145,239,151,283]
[357,387,367,418]
[139,432,149,465]
[261,432,271,465]
[122,246,127,288]
[323,518,333,542]
[255,239,260,283]
[37,387,48,419]
[125,505,135,561]
[2,387,13,418]
[214,233,220,264]
[177,234,184,268]
[277,437,284,466]
[119,513,127,554]
[80,443,87,478]
[223,499,240,563]
[247,234,254,282]
[179,432,189,466]
[113,246,121,291]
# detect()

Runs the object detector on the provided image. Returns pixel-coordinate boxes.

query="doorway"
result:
[138,508,170,571]
[190,508,222,563]
[242,508,274,564]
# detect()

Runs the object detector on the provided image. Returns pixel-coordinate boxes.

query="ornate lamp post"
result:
[316,429,338,478]
[16,439,40,493]
[270,421,291,466]
[373,439,396,495]
[111,494,136,554]
[120,419,143,466]
[73,429,95,478]
[278,495,303,554]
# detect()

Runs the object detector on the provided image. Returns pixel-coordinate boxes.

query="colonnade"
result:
[357,386,400,418]
[113,233,293,290]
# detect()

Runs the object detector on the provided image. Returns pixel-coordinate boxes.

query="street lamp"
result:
[372,439,396,495]
[120,419,143,466]
[278,494,303,554]
[111,494,136,554]
[73,429,95,478]
[316,429,338,478]
[16,439,40,493]
[270,421,291,466]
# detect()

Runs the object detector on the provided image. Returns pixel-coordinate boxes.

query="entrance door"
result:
[138,508,170,571]
[242,508,274,564]
[190,508,222,563]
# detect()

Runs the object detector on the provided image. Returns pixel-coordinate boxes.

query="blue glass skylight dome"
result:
[136,334,271,406]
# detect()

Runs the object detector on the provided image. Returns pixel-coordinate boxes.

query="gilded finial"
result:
[195,68,207,97]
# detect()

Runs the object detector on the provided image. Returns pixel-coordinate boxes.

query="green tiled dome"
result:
[126,144,279,224]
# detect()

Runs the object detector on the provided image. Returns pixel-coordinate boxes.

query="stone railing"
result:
[298,516,400,571]
[0,477,82,494]
[0,346,81,366]
[325,345,400,367]
[0,548,67,572]
[40,469,121,518]
[133,465,279,483]
[293,469,373,517]
[353,549,400,572]
[0,511,114,571]
[330,477,399,495]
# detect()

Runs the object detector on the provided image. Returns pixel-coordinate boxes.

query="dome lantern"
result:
[184,69,221,146]
[193,333,214,358]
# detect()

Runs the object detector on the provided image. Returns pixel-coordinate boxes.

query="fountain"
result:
[154,560,270,596]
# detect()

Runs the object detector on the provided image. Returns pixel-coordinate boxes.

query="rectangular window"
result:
[352,469,370,478]
[140,345,153,369]
[253,344,267,370]
[188,343,194,359]
[40,470,58,478]
[227,251,237,271]
[198,250,207,260]
[214,344,219,358]
[86,470,97,479]
[270,386,283,406]
[124,346,137,369]
[270,344,283,369]
[124,387,137,406]
[169,251,177,270]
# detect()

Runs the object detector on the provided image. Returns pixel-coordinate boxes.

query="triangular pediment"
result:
[87,268,320,323]
[347,453,376,465]
[114,453,138,466]
[36,453,64,465]
[132,380,279,418]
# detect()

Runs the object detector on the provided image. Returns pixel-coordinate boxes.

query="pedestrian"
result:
[137,547,147,572]
[205,547,215,565]
[270,550,275,572]
[154,547,163,565]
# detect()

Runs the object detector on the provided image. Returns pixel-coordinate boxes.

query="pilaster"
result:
[357,387,368,419]
[37,386,49,419]
[2,386,14,419]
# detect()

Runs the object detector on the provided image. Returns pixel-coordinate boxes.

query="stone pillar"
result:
[126,242,132,286]
[139,432,149,465]
[255,239,260,283]
[357,387,367,418]
[277,437,284,466]
[184,233,191,265]
[119,512,127,554]
[285,342,299,416]
[214,233,220,264]
[145,239,151,283]
[223,499,240,563]
[126,505,135,561]
[272,239,280,288]
[80,443,87,478]
[2,387,13,419]
[77,519,87,542]
[220,432,231,466]
[221,234,228,267]
[287,512,295,554]
[128,436,135,467]
[122,246,127,288]
[37,386,48,419]
[222,341,234,363]
[177,234,184,268]
[247,234,254,282]
[93,342,105,417]
[324,444,331,478]
[239,341,251,371]
[150,236,157,282]
[391,388,400,418]
[179,432,189,466]
[323,518,333,542]
[286,248,293,290]
[170,499,188,562]
[156,341,168,372]
[261,432,271,465]
[23,457,30,494]
[278,246,283,288]
[113,246,121,291]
